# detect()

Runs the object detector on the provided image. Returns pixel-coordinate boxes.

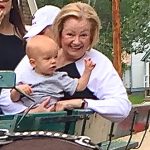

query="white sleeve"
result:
[85,98,132,122]
[0,56,30,114]
[0,89,27,114]
[15,55,32,83]
[76,50,132,122]
[85,61,132,122]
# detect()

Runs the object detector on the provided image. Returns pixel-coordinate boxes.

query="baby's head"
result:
[26,35,59,76]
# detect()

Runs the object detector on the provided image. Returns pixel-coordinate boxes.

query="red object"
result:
[133,122,147,133]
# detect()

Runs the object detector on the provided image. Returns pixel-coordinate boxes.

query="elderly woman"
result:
[51,2,132,122]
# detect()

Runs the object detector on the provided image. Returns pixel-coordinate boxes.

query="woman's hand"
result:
[28,99,84,113]
[55,99,83,111]
[28,98,55,113]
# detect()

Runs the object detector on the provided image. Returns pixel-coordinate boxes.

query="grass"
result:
[128,92,145,104]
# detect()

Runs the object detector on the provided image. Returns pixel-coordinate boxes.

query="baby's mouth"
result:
[50,66,56,69]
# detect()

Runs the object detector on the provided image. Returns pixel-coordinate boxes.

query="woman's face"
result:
[61,17,92,61]
[0,0,12,16]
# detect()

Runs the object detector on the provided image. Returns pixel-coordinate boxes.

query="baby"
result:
[10,35,95,108]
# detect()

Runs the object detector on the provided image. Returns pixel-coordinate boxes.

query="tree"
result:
[121,0,150,54]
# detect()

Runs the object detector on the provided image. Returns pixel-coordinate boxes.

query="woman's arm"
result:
[55,99,84,111]
[55,97,131,122]
[84,98,132,122]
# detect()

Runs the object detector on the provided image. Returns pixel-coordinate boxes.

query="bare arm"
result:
[76,58,95,91]
[11,84,32,102]
[55,99,84,111]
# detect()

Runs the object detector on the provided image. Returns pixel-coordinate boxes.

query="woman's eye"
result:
[67,33,73,37]
[81,34,88,37]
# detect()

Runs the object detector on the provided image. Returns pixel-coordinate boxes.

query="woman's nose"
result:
[73,36,80,44]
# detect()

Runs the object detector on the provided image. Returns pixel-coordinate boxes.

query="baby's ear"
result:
[29,58,36,68]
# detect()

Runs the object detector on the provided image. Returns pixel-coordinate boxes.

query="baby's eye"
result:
[54,55,58,59]
[44,57,50,60]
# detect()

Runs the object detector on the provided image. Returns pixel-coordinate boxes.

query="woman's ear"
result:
[29,58,36,69]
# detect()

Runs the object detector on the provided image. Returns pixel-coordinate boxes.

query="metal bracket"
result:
[107,122,115,150]
[125,111,138,150]
[134,109,150,149]
[0,129,9,140]
[75,136,100,149]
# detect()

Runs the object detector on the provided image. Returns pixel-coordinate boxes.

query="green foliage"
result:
[92,0,150,58]
[122,63,130,73]
[128,92,144,104]
[94,0,113,60]
[121,0,150,54]
[36,0,64,8]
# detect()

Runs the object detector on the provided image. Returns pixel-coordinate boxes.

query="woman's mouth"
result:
[70,44,83,51]
[0,5,5,9]
[71,47,83,52]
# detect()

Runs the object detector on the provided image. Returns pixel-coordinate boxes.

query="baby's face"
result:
[34,42,59,76]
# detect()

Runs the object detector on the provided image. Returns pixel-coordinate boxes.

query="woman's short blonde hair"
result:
[53,2,102,49]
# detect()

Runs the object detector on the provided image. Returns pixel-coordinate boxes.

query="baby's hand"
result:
[84,58,96,71]
[16,84,32,95]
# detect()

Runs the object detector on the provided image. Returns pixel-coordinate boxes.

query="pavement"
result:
[121,129,150,150]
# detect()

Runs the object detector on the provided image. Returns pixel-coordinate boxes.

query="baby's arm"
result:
[76,58,96,91]
[11,84,32,102]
